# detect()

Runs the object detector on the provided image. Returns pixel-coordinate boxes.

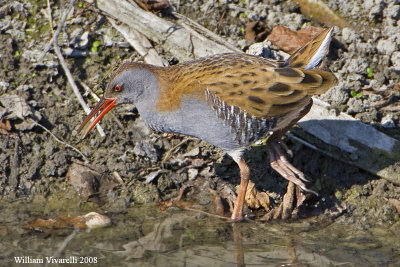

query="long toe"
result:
[268,141,318,194]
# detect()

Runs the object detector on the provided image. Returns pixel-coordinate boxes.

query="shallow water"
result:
[1,199,399,267]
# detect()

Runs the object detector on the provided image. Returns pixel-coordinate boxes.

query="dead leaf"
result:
[24,215,86,233]
[256,192,271,211]
[267,25,324,54]
[245,21,270,42]
[245,181,271,211]
[245,181,260,209]
[0,120,11,135]
[134,0,170,12]
[23,212,111,233]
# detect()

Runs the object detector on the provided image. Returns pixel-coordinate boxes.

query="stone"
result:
[376,39,397,55]
[381,114,396,128]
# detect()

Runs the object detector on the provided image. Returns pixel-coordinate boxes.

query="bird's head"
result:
[78,63,156,138]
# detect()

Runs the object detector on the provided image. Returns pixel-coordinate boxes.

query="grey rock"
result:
[183,147,200,157]
[347,97,365,114]
[133,140,158,163]
[0,81,9,91]
[22,49,59,69]
[199,166,213,178]
[70,28,84,43]
[43,160,57,177]
[63,47,88,57]
[376,39,397,55]
[0,106,7,117]
[16,84,32,91]
[320,86,349,106]
[0,93,33,119]
[14,120,36,131]
[342,27,357,44]
[369,5,383,20]
[247,40,288,60]
[368,94,383,102]
[390,51,400,70]
[71,30,89,49]
[144,170,161,183]
[366,79,382,91]
[0,15,11,32]
[362,0,375,10]
[381,114,396,128]
[188,168,198,180]
[283,13,303,30]
[387,4,400,19]
[45,141,55,157]
[344,57,369,74]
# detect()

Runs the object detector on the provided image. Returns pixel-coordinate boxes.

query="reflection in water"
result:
[232,223,244,267]
[1,202,398,266]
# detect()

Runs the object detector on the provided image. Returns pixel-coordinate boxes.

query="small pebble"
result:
[83,212,111,229]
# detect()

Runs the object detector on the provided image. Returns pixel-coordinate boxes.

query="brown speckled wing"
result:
[158,53,336,119]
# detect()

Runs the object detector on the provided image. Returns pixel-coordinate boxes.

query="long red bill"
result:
[78,97,116,138]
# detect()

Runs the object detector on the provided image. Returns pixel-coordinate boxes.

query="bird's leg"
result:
[264,100,318,219]
[268,141,316,192]
[231,158,250,222]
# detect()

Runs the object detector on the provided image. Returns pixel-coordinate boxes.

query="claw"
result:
[268,141,317,196]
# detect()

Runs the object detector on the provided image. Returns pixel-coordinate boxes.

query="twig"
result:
[50,0,105,137]
[32,119,88,162]
[285,132,329,157]
[41,0,73,59]
[79,81,101,102]
[161,137,197,163]
[46,0,54,34]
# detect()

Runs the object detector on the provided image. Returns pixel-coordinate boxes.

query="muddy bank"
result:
[0,0,399,253]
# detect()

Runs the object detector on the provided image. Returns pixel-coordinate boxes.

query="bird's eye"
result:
[114,85,122,92]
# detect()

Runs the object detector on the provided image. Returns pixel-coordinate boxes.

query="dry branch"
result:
[108,17,166,66]
[96,0,238,61]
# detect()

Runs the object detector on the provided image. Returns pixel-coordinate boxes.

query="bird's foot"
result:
[159,183,232,220]
[261,182,307,221]
[268,141,318,196]
[158,183,194,210]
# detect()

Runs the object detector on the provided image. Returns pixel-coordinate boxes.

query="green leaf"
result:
[366,67,374,78]
[91,40,101,53]
[92,40,101,48]
[350,90,363,98]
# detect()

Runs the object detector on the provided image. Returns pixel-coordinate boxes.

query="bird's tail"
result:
[286,27,334,70]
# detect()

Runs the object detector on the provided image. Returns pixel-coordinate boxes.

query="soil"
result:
[0,0,399,250]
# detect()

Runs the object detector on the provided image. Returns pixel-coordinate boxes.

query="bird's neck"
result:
[127,68,167,131]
